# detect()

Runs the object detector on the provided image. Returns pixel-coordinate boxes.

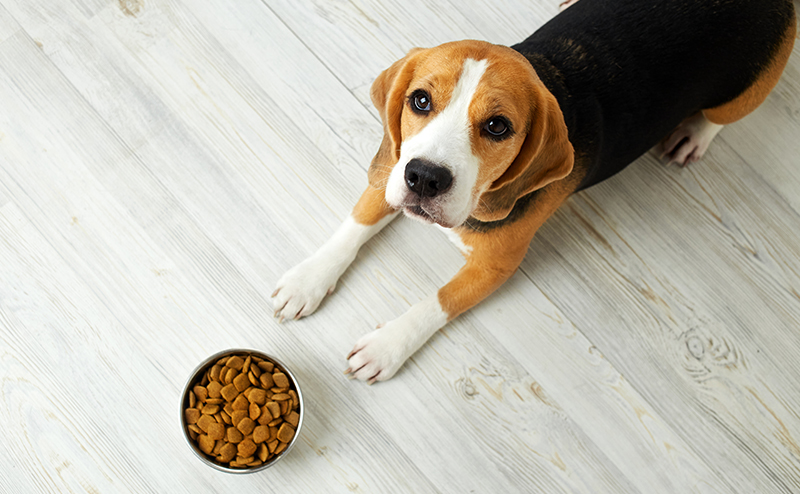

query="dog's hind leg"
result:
[559,0,579,12]
[661,9,795,168]
[659,112,724,167]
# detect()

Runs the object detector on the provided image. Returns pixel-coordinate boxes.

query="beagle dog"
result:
[273,0,796,383]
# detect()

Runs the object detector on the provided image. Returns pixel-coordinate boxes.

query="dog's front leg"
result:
[344,223,533,384]
[273,186,397,321]
[344,186,571,384]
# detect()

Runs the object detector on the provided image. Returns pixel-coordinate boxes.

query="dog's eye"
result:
[484,118,509,137]
[410,90,432,114]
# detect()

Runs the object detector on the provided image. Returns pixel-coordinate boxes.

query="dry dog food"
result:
[184,353,300,468]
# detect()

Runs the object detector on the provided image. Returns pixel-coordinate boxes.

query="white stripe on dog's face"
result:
[384,58,488,228]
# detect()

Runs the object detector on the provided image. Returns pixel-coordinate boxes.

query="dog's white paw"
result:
[344,295,448,384]
[344,322,409,384]
[660,112,724,167]
[272,255,341,322]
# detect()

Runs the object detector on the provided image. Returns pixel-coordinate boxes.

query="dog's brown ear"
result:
[471,85,574,222]
[368,48,425,189]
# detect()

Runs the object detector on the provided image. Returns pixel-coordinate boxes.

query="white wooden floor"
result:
[1,0,799,492]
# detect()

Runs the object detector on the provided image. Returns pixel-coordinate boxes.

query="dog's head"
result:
[369,40,574,227]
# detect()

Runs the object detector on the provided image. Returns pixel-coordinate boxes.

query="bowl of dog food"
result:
[180,348,304,473]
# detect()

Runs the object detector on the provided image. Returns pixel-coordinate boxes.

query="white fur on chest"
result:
[436,224,472,256]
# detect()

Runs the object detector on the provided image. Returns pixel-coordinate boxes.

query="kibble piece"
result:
[277,423,295,443]
[220,410,232,425]
[266,401,280,419]
[253,425,270,444]
[201,404,219,415]
[216,356,230,366]
[198,434,215,454]
[250,365,261,378]
[208,422,225,441]
[247,460,263,467]
[209,364,222,381]
[237,417,256,436]
[242,356,251,373]
[223,403,234,416]
[249,389,267,405]
[224,367,238,385]
[219,442,237,463]
[205,398,223,405]
[280,401,289,416]
[233,373,250,392]
[229,461,246,468]
[227,426,244,443]
[259,373,274,389]
[207,381,223,399]
[232,394,250,411]
[193,385,208,403]
[275,442,288,455]
[288,390,299,409]
[231,410,248,426]
[268,426,278,442]
[267,439,279,453]
[213,440,225,456]
[285,411,300,428]
[249,403,261,421]
[257,443,269,462]
[272,393,290,402]
[268,417,283,427]
[185,408,200,425]
[257,409,272,426]
[187,424,202,435]
[273,372,290,388]
[237,455,255,464]
[220,383,239,402]
[189,391,197,408]
[227,355,244,370]
[196,414,216,433]
[238,438,257,458]
[257,360,274,372]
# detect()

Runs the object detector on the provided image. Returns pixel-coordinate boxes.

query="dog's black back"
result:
[513,0,796,190]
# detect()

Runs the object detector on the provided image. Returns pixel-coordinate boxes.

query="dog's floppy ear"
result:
[472,85,574,222]
[368,47,425,189]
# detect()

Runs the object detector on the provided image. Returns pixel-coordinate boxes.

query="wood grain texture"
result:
[1,0,798,492]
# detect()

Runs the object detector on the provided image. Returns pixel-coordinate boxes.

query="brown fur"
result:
[366,40,579,319]
[438,179,574,320]
[351,185,396,226]
[369,41,575,220]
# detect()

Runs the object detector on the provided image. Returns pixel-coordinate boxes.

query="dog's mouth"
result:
[402,204,455,228]
[404,205,432,222]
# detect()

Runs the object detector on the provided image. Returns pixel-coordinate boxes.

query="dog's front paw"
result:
[344,323,410,384]
[272,255,340,322]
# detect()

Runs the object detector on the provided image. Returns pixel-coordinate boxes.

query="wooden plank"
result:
[1,1,657,491]
[714,45,800,217]
[0,29,438,493]
[526,144,800,492]
[263,0,488,89]
[0,3,21,43]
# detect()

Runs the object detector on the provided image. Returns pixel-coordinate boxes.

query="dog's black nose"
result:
[404,159,453,198]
